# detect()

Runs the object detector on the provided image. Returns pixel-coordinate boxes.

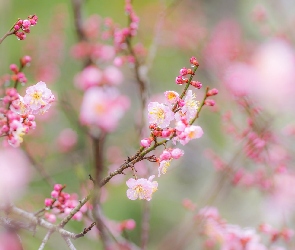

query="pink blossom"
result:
[176,125,203,145]
[103,66,123,86]
[181,90,199,121]
[159,150,171,161]
[74,66,103,90]
[140,137,153,148]
[126,175,158,201]
[148,102,174,128]
[171,148,184,159]
[8,120,26,147]
[158,160,171,177]
[164,90,179,104]
[57,128,78,152]
[80,87,130,132]
[23,81,54,114]
[0,146,31,203]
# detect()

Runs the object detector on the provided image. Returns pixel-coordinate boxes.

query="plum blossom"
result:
[23,81,55,114]
[7,120,26,147]
[181,90,199,120]
[148,102,174,128]
[158,160,171,177]
[126,175,158,201]
[80,87,130,132]
[74,66,103,90]
[174,120,203,145]
[164,90,179,104]
[0,146,31,203]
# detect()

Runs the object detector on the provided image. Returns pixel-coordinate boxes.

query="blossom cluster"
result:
[44,184,89,223]
[0,80,54,147]
[71,0,144,67]
[13,15,38,40]
[126,57,218,201]
[196,206,293,250]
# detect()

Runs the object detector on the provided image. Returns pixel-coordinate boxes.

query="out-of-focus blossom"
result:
[74,66,103,90]
[251,39,295,111]
[80,87,130,132]
[57,128,78,152]
[0,146,31,203]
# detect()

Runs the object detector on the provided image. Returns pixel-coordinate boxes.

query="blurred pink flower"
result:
[57,128,78,152]
[75,66,103,90]
[251,39,295,111]
[103,66,123,86]
[80,87,130,132]
[0,146,31,203]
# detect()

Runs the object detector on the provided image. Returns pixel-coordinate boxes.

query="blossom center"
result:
[30,91,45,105]
[150,107,165,120]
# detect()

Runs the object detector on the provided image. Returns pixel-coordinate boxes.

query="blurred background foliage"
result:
[1,0,295,249]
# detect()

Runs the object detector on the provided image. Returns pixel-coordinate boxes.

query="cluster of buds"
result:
[13,15,38,40]
[9,56,32,85]
[128,57,218,201]
[44,184,88,223]
[175,57,201,89]
[0,59,55,147]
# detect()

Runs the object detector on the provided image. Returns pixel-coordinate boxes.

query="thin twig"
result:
[0,30,14,44]
[38,230,53,250]
[63,237,77,250]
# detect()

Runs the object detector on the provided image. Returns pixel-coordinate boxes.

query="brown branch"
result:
[4,205,90,239]
[38,230,53,250]
[0,30,14,45]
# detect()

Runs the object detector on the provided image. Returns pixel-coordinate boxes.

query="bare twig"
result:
[0,30,14,44]
[63,237,77,250]
[38,230,53,250]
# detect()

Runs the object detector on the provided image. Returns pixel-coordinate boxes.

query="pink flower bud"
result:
[51,190,59,199]
[27,115,35,121]
[44,198,54,207]
[171,148,184,159]
[204,99,215,106]
[73,211,83,221]
[45,213,56,223]
[160,150,171,161]
[9,64,18,73]
[14,25,20,31]
[63,192,71,200]
[190,81,202,89]
[140,138,152,148]
[54,184,63,191]
[1,125,9,133]
[21,56,31,66]
[207,88,218,96]
[175,76,184,85]
[190,56,199,67]
[6,88,17,97]
[122,219,136,230]
[180,67,188,76]
[22,19,31,29]
[161,130,171,137]
[178,99,185,107]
